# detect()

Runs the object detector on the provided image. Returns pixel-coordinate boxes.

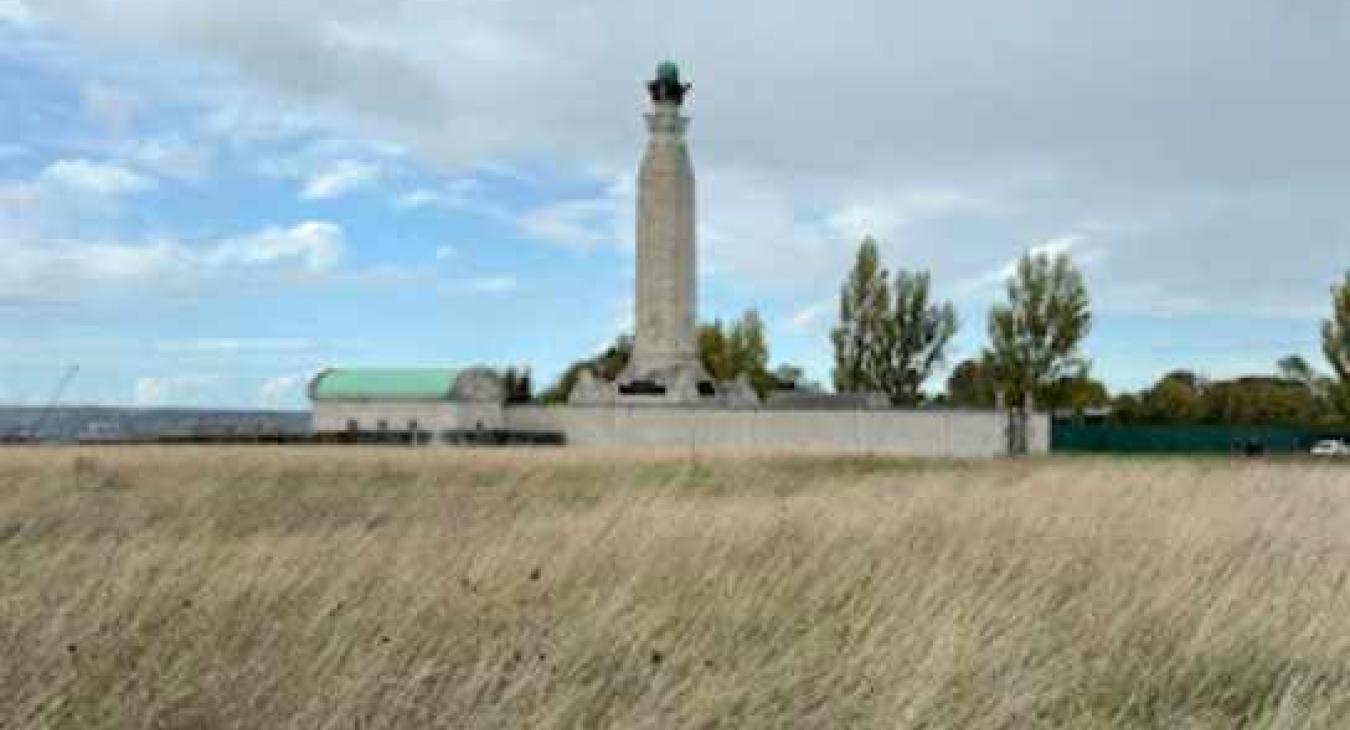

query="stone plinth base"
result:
[569,368,759,408]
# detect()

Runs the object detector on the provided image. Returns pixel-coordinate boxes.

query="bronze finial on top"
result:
[647,60,691,105]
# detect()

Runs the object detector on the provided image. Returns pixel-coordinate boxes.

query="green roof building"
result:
[308,367,507,438]
[310,369,463,401]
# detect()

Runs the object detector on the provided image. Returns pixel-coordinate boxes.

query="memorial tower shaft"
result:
[625,62,707,383]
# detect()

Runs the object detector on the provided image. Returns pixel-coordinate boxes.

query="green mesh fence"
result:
[1050,424,1339,454]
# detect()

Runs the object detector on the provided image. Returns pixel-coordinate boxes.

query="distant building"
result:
[309,368,506,440]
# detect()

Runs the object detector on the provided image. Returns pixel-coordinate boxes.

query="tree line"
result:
[541,235,1350,427]
[831,237,1350,426]
[832,236,1092,413]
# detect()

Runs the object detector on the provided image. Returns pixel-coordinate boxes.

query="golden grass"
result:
[2,447,1350,728]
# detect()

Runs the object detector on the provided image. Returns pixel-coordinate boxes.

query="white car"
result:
[1310,439,1349,457]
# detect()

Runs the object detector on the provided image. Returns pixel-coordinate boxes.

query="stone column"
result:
[623,63,708,388]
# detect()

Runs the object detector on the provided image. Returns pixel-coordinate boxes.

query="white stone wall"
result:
[505,406,1049,457]
[313,401,505,434]
[313,401,1045,456]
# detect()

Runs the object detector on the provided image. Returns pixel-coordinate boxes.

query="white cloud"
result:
[23,0,1350,328]
[209,221,344,273]
[155,338,317,354]
[0,0,32,27]
[38,159,155,198]
[258,373,309,408]
[0,219,346,303]
[301,159,381,200]
[787,301,830,333]
[81,82,139,133]
[518,197,617,251]
[454,275,518,294]
[393,189,441,210]
[954,232,1103,298]
[133,374,221,407]
[393,178,483,211]
[434,245,455,260]
[123,138,214,182]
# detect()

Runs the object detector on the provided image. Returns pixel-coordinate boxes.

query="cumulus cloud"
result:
[133,374,221,406]
[155,338,317,354]
[80,82,140,133]
[518,198,617,251]
[258,373,309,408]
[123,138,214,181]
[453,275,519,295]
[301,159,381,200]
[38,159,154,198]
[24,0,1350,322]
[393,189,442,210]
[954,232,1104,299]
[210,222,344,272]
[786,301,830,333]
[0,0,32,27]
[0,219,346,303]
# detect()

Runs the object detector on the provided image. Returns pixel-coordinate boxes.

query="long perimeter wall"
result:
[505,406,1048,457]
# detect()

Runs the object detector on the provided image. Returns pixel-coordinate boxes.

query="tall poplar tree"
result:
[831,237,891,392]
[698,320,734,380]
[987,250,1092,409]
[1322,272,1350,415]
[701,310,773,396]
[879,269,958,405]
[729,309,770,393]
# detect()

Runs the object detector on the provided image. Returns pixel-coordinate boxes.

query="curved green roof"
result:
[310,368,461,401]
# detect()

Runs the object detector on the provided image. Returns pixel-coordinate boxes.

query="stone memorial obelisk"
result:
[570,62,756,406]
[617,61,712,400]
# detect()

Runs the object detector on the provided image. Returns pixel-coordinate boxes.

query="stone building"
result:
[309,368,505,439]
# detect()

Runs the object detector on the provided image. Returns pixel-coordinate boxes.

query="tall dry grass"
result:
[2,448,1349,728]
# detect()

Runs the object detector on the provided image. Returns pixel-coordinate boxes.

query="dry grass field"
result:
[2,448,1350,728]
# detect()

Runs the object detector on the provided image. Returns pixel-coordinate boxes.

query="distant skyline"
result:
[2,1,1348,408]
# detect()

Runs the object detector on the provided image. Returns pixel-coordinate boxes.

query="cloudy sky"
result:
[2,0,1348,408]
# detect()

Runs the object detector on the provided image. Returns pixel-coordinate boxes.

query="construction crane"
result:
[27,365,79,443]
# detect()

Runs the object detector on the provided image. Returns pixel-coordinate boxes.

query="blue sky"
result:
[1,1,1347,409]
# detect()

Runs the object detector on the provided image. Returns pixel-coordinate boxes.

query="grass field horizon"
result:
[3,448,1349,728]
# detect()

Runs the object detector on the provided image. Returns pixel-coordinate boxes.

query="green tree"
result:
[1199,377,1319,426]
[1108,366,1334,427]
[770,364,822,393]
[1140,371,1205,424]
[538,336,632,403]
[987,251,1093,409]
[1276,354,1340,423]
[1043,374,1111,414]
[698,321,734,380]
[878,270,957,405]
[945,358,997,408]
[705,310,773,396]
[730,310,772,394]
[1277,354,1316,387]
[1322,273,1350,416]
[547,310,779,402]
[831,237,891,393]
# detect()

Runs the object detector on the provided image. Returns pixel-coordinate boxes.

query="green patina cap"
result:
[648,60,689,104]
[656,60,680,83]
